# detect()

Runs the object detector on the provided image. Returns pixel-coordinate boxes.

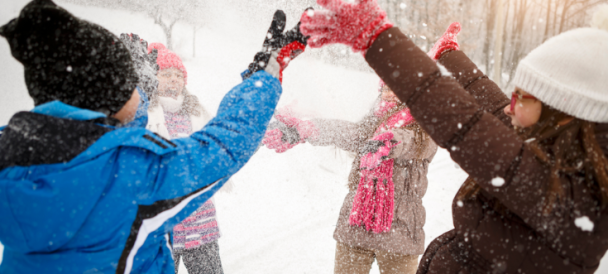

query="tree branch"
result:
[565,0,608,21]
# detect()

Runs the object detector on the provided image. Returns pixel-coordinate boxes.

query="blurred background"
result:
[0,0,606,273]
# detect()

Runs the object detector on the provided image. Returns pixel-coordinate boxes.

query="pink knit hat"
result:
[148,42,188,85]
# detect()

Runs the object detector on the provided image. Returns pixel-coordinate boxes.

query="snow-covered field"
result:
[0,1,607,273]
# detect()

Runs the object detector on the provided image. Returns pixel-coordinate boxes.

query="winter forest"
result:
[1,0,608,273]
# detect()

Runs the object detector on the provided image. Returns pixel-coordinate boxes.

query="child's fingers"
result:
[300,23,334,39]
[307,35,332,48]
[300,10,336,29]
[447,22,461,36]
[317,0,343,12]
[263,129,285,143]
[274,114,297,127]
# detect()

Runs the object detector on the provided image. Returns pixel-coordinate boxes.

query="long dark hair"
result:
[457,104,608,212]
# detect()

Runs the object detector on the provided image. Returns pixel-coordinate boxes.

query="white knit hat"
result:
[511,23,608,122]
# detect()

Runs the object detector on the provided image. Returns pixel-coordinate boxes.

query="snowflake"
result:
[491,177,505,187]
[575,216,594,232]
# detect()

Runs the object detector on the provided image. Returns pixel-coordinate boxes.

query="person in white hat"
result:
[299,1,608,273]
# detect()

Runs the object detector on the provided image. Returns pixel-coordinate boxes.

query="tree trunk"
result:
[543,0,553,41]
[501,0,510,70]
[507,0,530,86]
[167,20,177,51]
[559,0,574,33]
[193,26,196,58]
[483,0,497,74]
[152,12,176,51]
[493,0,505,84]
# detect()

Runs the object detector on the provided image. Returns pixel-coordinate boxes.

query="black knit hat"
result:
[0,0,138,116]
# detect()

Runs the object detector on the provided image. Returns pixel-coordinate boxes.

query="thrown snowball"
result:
[255,81,263,87]
[491,177,505,187]
[575,216,594,232]
[307,10,315,17]
[400,3,407,9]
[66,65,72,72]
[457,201,464,207]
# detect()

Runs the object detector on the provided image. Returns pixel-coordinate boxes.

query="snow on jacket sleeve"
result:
[363,28,571,234]
[437,50,511,126]
[389,127,437,161]
[308,117,378,153]
[133,71,281,230]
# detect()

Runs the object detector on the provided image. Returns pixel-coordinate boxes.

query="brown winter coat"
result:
[365,27,608,274]
[308,112,438,255]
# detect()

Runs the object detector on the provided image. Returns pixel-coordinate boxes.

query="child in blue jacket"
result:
[0,1,308,273]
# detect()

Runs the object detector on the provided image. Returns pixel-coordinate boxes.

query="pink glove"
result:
[427,22,461,61]
[274,113,319,141]
[359,131,400,169]
[262,114,318,153]
[300,0,393,53]
[262,128,300,153]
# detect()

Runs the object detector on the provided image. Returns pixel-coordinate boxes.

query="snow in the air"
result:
[0,3,464,273]
[1,1,608,274]
[491,177,505,187]
[575,216,595,232]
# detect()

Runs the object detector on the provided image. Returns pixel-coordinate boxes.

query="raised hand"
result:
[262,128,300,153]
[275,113,318,141]
[262,113,318,153]
[427,22,461,61]
[243,9,311,82]
[119,33,159,98]
[300,0,393,53]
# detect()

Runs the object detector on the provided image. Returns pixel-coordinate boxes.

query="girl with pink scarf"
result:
[263,83,438,274]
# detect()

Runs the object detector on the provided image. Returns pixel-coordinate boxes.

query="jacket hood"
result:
[0,101,113,253]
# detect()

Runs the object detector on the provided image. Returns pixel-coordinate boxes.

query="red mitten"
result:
[275,113,319,141]
[427,22,461,61]
[300,0,393,53]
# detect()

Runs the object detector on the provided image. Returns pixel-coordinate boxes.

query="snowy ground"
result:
[1,1,607,273]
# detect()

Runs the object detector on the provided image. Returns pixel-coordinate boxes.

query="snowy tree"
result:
[64,0,208,51]
[377,0,607,88]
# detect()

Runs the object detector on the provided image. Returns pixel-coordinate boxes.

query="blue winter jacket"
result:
[0,71,280,274]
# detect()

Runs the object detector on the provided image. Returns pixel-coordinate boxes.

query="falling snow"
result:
[575,216,594,232]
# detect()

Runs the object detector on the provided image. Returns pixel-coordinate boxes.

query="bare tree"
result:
[64,0,207,51]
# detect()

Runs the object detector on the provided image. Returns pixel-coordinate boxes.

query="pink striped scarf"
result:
[349,101,415,233]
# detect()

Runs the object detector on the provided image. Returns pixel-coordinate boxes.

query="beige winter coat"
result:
[309,113,437,255]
